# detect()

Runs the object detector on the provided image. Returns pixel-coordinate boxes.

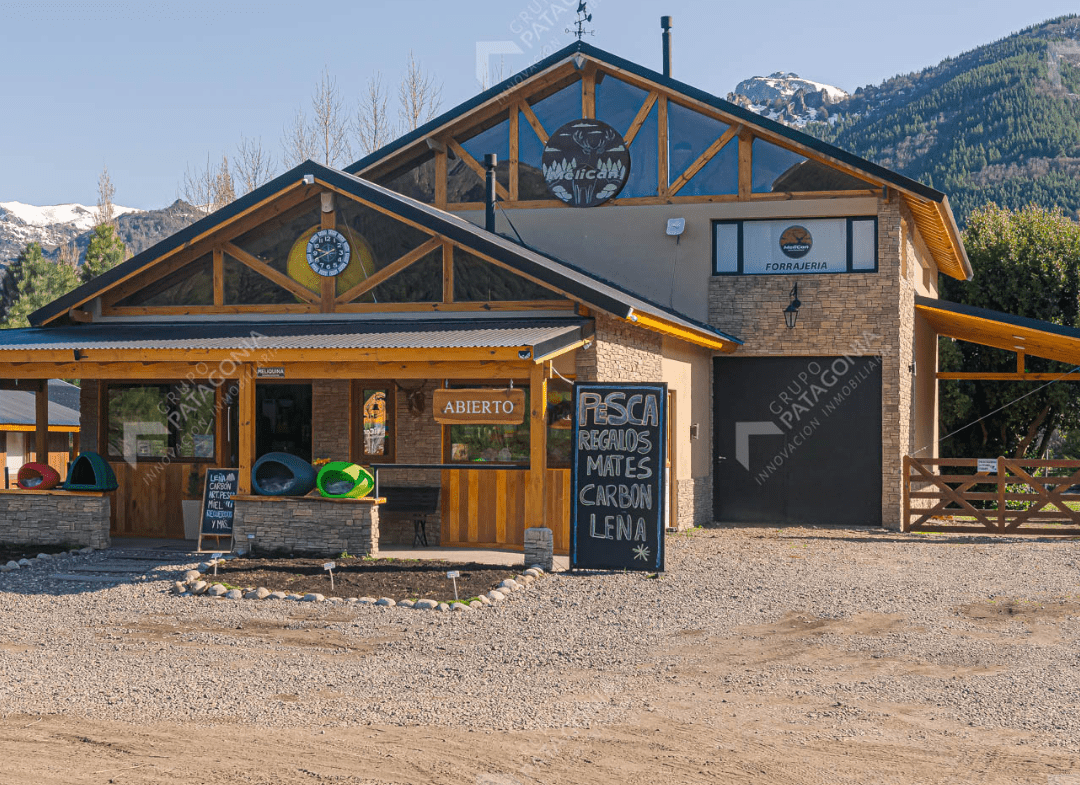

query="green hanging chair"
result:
[316,462,374,499]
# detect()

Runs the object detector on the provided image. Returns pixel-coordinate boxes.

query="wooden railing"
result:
[903,456,1080,534]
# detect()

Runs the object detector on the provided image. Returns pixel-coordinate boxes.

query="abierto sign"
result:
[571,382,666,572]
[432,388,526,425]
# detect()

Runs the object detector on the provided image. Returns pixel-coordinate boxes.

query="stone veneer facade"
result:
[231,496,380,557]
[707,194,915,529]
[0,491,110,549]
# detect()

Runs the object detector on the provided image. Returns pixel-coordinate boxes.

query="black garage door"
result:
[713,356,882,526]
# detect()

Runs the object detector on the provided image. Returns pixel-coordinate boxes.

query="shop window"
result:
[752,138,873,193]
[256,383,312,463]
[355,384,395,464]
[460,114,510,191]
[106,383,215,462]
[453,249,558,302]
[115,254,214,307]
[713,216,878,275]
[446,385,572,467]
[667,101,730,186]
[378,156,436,203]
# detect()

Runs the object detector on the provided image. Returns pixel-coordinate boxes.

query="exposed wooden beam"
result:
[738,131,753,198]
[237,366,255,494]
[434,149,448,209]
[657,95,668,197]
[221,241,321,305]
[442,240,454,303]
[937,372,1080,381]
[446,139,510,202]
[526,361,548,530]
[668,124,741,196]
[623,91,658,145]
[35,381,48,463]
[508,109,519,201]
[212,247,224,307]
[519,100,549,144]
[67,308,93,323]
[334,235,443,305]
[581,63,596,119]
[320,205,336,313]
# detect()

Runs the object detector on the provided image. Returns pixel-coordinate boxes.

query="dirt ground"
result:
[3,527,1080,784]
[216,556,518,601]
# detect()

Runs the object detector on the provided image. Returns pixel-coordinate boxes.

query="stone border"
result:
[170,563,550,611]
[1,546,97,572]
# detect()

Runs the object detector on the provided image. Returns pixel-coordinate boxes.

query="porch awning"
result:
[916,295,1080,366]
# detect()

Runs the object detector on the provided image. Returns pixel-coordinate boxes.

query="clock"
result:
[305,228,351,277]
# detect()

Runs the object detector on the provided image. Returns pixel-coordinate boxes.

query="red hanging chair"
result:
[17,462,62,490]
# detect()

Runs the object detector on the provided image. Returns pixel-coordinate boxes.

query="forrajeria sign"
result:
[571,382,666,571]
[714,217,877,275]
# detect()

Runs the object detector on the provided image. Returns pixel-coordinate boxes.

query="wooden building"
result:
[0,379,80,487]
[9,37,1054,549]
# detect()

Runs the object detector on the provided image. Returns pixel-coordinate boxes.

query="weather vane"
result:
[567,1,594,40]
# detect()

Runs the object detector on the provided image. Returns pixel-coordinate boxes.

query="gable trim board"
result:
[343,41,970,283]
[29,162,740,353]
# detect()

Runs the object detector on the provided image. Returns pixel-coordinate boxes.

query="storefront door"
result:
[713,356,882,526]
[256,383,313,462]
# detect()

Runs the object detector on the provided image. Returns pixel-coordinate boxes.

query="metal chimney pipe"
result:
[661,16,673,78]
[484,153,497,232]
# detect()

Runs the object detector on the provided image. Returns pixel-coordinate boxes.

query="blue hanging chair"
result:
[252,452,317,497]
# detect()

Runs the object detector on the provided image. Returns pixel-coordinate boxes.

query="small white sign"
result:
[977,458,998,474]
[247,534,255,540]
[211,553,223,560]
[323,562,336,571]
[257,366,286,379]
[446,570,460,579]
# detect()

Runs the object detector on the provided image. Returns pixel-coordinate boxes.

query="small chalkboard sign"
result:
[197,468,239,553]
[571,382,666,572]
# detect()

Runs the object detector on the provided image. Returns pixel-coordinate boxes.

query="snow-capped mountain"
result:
[727,72,850,128]
[0,200,202,267]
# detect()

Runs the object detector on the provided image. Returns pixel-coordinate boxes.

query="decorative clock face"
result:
[305,229,351,277]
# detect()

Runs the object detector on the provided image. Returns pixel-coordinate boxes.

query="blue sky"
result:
[0,0,1076,209]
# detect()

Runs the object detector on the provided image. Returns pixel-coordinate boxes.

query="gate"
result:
[903,456,1080,534]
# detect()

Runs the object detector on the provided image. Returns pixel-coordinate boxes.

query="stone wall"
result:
[576,314,664,383]
[0,491,110,549]
[707,194,915,529]
[232,496,379,557]
[311,379,350,460]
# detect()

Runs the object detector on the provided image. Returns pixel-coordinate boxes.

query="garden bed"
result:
[213,556,519,602]
[0,543,73,563]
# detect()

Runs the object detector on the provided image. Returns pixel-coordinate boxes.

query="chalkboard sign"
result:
[198,468,239,552]
[571,382,666,571]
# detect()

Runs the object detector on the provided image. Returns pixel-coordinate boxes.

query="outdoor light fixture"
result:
[783,283,801,329]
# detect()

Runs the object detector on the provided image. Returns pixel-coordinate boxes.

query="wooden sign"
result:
[433,388,525,425]
[571,382,666,572]
[197,468,239,553]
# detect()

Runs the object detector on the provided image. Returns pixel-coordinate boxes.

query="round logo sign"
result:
[541,119,631,208]
[779,225,813,259]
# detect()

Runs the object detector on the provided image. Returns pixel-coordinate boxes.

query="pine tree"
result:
[81,223,127,283]
[2,242,81,328]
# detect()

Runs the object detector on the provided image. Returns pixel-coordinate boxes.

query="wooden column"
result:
[35,381,48,464]
[738,131,753,198]
[434,148,448,209]
[508,110,519,202]
[212,247,224,306]
[527,361,548,527]
[237,366,256,495]
[320,193,336,313]
[657,95,668,197]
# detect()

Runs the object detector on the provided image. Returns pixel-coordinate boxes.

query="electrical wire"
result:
[911,364,1080,455]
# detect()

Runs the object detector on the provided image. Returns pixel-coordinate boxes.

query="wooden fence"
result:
[903,456,1080,534]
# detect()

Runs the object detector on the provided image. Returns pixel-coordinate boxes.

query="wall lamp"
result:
[783,283,802,329]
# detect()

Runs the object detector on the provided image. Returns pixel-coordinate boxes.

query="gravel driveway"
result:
[1,526,1079,784]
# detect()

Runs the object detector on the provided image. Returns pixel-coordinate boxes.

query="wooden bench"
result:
[379,486,440,547]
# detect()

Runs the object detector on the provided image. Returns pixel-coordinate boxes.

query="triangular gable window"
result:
[752,138,874,193]
[460,114,510,191]
[668,101,731,187]
[453,249,561,302]
[368,247,443,303]
[224,253,301,305]
[379,156,436,204]
[115,254,214,307]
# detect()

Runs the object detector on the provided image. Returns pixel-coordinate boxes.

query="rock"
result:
[346,597,359,603]
[437,603,450,612]
[171,581,186,595]
[254,587,271,599]
[475,594,491,605]
[517,574,534,585]
[451,602,470,612]
[398,599,415,608]
[189,581,209,595]
[498,579,518,591]
[2,561,18,572]
[414,599,438,610]
[469,600,483,609]
[183,570,201,582]
[79,547,94,555]
[197,562,212,572]
[327,597,343,604]
[287,593,303,601]
[18,558,33,567]
[487,590,505,602]
[375,597,396,607]
[302,593,325,602]
[244,589,261,599]
[528,564,546,573]
[357,597,376,604]
[36,553,50,560]
[225,589,243,600]
[207,584,227,597]
[267,591,287,600]
[524,568,541,577]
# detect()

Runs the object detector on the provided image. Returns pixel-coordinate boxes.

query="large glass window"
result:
[453,249,558,302]
[446,384,572,467]
[106,383,216,462]
[753,138,873,193]
[115,254,214,307]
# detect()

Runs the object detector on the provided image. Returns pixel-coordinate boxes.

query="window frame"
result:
[102,381,218,464]
[712,216,879,276]
[352,381,396,465]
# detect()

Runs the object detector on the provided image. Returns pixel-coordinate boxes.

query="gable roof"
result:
[345,41,971,282]
[0,379,80,428]
[27,160,739,351]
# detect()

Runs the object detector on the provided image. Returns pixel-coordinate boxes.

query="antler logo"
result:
[779,226,813,259]
[541,119,631,208]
